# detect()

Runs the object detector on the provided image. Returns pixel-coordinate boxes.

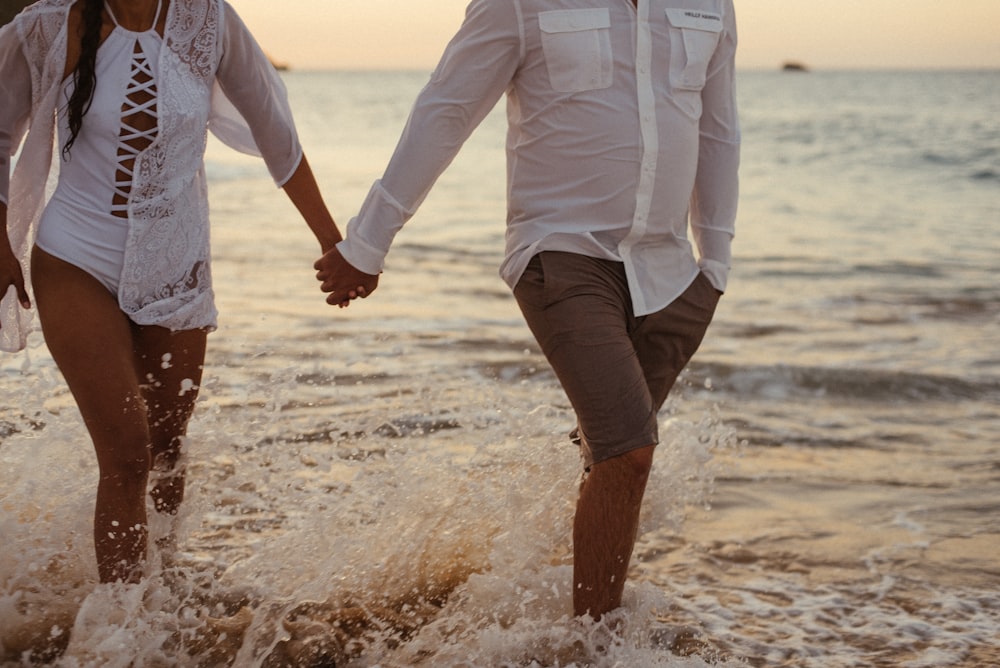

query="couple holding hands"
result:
[0,0,738,622]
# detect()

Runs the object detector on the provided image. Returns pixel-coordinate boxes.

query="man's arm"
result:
[690,0,740,294]
[316,0,522,302]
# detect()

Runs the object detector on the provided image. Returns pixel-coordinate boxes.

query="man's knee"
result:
[621,444,655,478]
[593,444,655,488]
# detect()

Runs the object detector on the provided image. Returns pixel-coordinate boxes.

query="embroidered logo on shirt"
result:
[665,8,723,32]
[682,11,720,22]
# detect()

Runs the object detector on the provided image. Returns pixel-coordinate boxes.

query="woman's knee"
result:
[97,451,150,489]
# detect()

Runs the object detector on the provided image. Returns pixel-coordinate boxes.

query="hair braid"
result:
[62,0,104,158]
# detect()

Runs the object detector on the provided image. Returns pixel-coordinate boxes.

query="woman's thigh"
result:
[131,324,207,460]
[31,247,149,463]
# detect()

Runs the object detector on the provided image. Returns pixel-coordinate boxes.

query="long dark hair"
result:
[62,0,103,158]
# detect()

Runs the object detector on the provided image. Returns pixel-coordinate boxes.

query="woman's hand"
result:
[0,241,30,315]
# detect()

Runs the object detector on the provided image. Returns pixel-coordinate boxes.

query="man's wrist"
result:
[337,237,385,276]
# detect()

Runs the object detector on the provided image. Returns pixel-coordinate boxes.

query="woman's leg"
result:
[32,248,151,583]
[131,324,207,517]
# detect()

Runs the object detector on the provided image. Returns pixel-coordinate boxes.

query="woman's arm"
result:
[212,4,344,268]
[281,155,342,254]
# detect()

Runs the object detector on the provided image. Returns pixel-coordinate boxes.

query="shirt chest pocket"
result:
[538,9,613,93]
[665,8,723,91]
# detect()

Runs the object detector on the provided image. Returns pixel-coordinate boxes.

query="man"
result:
[315,0,739,620]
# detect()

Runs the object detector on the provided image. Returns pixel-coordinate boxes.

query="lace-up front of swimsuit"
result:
[36,0,164,294]
[106,0,162,218]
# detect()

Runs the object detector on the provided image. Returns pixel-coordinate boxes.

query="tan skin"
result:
[572,445,654,619]
[1,0,344,583]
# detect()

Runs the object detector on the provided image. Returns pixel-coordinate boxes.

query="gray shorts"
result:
[513,251,721,467]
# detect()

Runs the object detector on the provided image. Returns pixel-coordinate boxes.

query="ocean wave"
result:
[851,288,1000,322]
[688,361,1000,403]
[970,168,999,181]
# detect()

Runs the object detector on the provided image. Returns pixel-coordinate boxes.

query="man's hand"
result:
[314,246,380,308]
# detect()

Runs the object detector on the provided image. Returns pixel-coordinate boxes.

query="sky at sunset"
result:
[228,0,1000,71]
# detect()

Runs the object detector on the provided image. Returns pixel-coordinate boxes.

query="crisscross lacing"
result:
[104,0,162,218]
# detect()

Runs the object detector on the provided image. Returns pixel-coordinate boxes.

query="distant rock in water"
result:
[782,61,809,72]
[268,55,289,71]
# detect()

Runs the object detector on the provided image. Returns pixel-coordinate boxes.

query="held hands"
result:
[314,246,379,308]
[279,154,372,308]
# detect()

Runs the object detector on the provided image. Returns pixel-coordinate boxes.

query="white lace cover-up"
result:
[0,0,304,351]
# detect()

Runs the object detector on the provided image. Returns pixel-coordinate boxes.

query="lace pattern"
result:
[121,0,218,327]
[168,0,217,79]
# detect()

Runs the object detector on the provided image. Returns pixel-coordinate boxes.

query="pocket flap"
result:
[665,8,723,32]
[539,8,611,34]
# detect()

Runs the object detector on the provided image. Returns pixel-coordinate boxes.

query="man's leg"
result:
[573,443,655,619]
[572,272,719,618]
[634,271,721,412]
[513,252,660,620]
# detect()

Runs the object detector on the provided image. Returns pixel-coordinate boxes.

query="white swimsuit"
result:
[36,0,163,295]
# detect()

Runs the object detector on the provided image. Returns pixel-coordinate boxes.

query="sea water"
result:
[1,69,998,666]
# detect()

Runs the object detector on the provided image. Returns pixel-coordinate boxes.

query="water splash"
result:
[1,355,734,666]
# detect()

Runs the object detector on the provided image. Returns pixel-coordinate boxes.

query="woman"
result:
[0,0,343,583]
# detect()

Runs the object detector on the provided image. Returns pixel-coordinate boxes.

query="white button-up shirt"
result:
[340,0,740,316]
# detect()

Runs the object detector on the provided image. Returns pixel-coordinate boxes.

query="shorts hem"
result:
[582,431,659,468]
